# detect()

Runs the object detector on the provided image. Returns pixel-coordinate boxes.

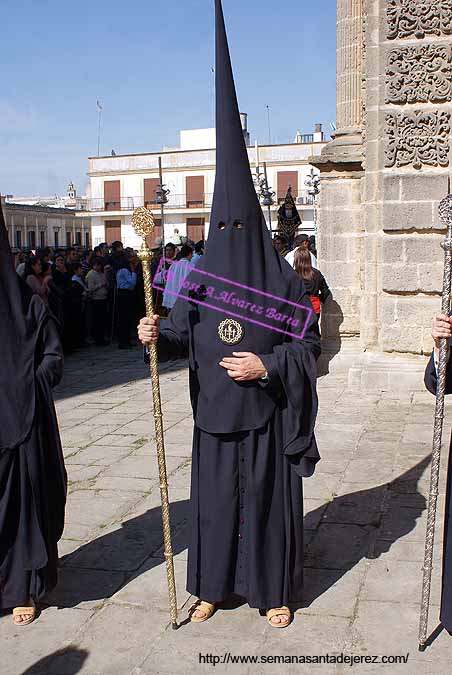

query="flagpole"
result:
[97,100,103,157]
[266,105,272,145]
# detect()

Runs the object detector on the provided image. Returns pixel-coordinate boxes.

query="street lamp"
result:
[155,156,170,252]
[255,162,275,232]
[304,168,321,236]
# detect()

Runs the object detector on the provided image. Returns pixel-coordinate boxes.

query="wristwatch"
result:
[260,370,269,383]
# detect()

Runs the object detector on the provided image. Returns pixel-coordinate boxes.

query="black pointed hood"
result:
[165,0,315,435]
[0,198,47,450]
[203,0,281,291]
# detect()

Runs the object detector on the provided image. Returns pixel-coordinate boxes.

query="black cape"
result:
[425,353,452,632]
[0,201,66,609]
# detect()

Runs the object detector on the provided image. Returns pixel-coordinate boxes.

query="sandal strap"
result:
[189,600,215,615]
[13,607,36,617]
[267,606,291,620]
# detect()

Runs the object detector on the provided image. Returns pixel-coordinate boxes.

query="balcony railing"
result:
[84,194,213,212]
[83,191,314,212]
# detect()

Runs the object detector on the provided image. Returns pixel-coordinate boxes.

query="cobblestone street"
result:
[2,346,452,674]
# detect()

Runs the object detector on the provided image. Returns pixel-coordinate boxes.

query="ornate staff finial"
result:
[132,206,156,240]
[439,194,452,227]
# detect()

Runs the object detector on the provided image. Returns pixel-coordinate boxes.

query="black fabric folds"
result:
[0,199,46,451]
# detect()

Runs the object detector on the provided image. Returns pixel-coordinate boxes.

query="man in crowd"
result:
[285,233,318,269]
[191,240,205,266]
[164,242,177,263]
[272,234,289,257]
[159,244,193,312]
[116,253,138,349]
[65,247,79,266]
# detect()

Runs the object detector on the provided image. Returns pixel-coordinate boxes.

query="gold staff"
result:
[419,192,452,651]
[132,206,178,630]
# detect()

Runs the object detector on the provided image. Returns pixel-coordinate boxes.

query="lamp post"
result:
[304,167,321,236]
[253,161,275,232]
[155,156,170,253]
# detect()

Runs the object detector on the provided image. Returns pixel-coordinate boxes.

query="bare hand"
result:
[219,352,267,382]
[138,315,160,346]
[432,313,452,349]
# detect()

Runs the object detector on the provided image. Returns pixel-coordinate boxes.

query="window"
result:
[16,230,22,248]
[66,231,72,247]
[40,231,45,248]
[28,230,36,249]
[186,217,205,242]
[104,180,121,211]
[104,220,122,245]
[85,231,90,248]
[144,178,160,208]
[75,231,82,246]
[54,230,59,248]
[277,171,298,204]
[186,176,205,208]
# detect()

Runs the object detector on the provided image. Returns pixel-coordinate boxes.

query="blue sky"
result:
[0,0,336,197]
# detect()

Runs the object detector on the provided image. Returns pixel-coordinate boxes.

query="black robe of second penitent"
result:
[157,291,320,608]
[0,293,66,609]
[425,353,452,632]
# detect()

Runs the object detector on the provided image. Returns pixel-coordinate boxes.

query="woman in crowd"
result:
[294,247,331,316]
[24,256,48,304]
[87,257,108,346]
[0,204,66,626]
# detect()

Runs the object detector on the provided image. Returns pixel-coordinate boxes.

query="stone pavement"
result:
[2,345,452,674]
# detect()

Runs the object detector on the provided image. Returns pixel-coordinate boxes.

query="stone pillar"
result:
[322,0,364,164]
[310,0,365,370]
[336,0,364,132]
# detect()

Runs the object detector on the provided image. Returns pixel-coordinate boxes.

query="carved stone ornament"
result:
[387,0,452,40]
[385,110,451,170]
[386,45,452,104]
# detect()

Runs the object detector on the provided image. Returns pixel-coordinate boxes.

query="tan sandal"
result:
[13,603,38,627]
[266,606,292,628]
[188,599,215,623]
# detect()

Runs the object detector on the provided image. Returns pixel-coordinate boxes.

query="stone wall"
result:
[363,0,452,356]
[314,0,452,383]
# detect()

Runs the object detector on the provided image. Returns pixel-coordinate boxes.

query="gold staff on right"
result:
[419,192,452,652]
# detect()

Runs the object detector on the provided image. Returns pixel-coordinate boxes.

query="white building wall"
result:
[86,139,324,247]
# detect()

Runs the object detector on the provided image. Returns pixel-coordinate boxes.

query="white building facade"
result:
[2,197,91,250]
[85,124,327,249]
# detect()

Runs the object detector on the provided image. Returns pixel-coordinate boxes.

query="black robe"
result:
[425,353,452,631]
[157,291,319,608]
[0,309,66,609]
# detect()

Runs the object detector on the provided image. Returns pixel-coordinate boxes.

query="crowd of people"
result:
[11,238,205,353]
[10,232,329,356]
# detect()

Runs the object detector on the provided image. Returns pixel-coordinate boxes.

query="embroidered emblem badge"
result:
[218,318,244,345]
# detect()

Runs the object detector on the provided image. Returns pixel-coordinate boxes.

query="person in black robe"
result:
[139,0,320,628]
[425,312,452,633]
[0,200,66,625]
